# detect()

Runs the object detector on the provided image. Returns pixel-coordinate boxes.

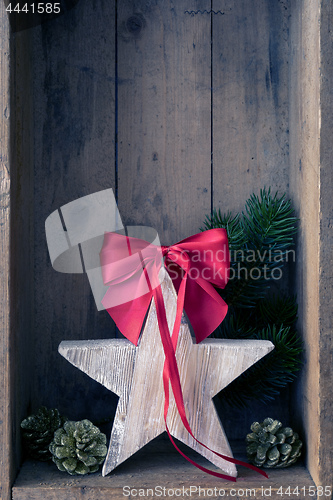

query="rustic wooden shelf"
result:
[12,439,315,500]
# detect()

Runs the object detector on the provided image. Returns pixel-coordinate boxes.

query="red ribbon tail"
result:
[153,283,268,481]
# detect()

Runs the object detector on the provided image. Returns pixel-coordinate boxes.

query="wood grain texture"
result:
[117,0,212,243]
[212,0,290,214]
[289,0,333,488]
[318,0,333,487]
[210,0,292,442]
[59,272,274,477]
[0,3,12,500]
[12,440,315,500]
[289,0,322,487]
[32,0,118,423]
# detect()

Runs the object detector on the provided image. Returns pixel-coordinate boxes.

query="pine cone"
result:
[49,419,108,475]
[246,418,302,468]
[21,406,67,461]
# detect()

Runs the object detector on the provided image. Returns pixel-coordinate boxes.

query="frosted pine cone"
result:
[246,418,302,468]
[49,419,108,475]
[21,406,67,461]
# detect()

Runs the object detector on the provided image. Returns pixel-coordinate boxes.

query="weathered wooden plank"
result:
[289,0,333,488]
[12,440,315,500]
[117,0,211,244]
[32,1,117,422]
[289,0,322,487]
[0,3,12,500]
[212,0,290,214]
[209,0,292,441]
[318,0,333,487]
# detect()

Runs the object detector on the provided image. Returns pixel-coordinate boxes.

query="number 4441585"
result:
[6,3,61,14]
[277,486,332,496]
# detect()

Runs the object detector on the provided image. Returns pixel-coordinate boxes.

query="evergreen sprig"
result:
[202,188,302,407]
[243,189,298,250]
[256,294,298,330]
[203,188,298,308]
[201,211,246,252]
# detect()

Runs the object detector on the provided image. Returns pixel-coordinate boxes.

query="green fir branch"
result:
[201,211,246,252]
[202,188,302,407]
[203,188,298,308]
[255,294,298,330]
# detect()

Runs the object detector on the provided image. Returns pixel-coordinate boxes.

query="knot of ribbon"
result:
[100,228,268,481]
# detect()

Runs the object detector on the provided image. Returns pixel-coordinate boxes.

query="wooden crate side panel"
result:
[0,3,12,500]
[117,0,212,244]
[32,0,118,423]
[289,0,321,485]
[319,0,333,487]
[212,0,290,215]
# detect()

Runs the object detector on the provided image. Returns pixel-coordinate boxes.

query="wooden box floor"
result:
[12,438,315,500]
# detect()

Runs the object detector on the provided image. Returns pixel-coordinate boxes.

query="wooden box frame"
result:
[0,0,332,498]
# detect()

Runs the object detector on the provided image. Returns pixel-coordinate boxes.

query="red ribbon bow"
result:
[100,228,268,481]
[100,228,229,345]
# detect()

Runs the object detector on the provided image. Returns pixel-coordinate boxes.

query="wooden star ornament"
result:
[59,271,274,477]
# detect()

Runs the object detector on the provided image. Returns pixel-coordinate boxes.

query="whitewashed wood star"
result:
[59,271,274,477]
